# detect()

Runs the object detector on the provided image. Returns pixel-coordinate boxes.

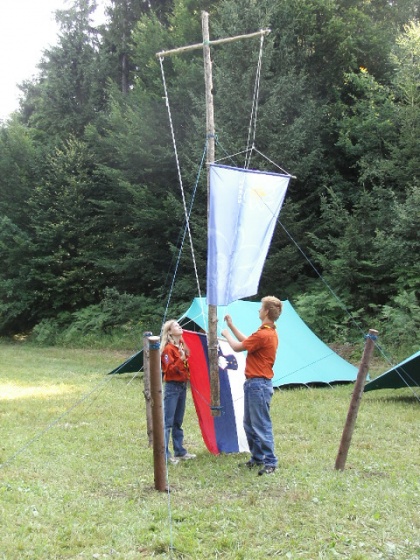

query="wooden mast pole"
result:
[156,16,270,419]
[202,11,220,417]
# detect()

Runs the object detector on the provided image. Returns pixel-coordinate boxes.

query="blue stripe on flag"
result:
[214,367,239,453]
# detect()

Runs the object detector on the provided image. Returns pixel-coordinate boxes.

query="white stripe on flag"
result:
[219,339,249,453]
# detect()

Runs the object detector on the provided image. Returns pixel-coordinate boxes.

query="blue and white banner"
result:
[207,164,290,306]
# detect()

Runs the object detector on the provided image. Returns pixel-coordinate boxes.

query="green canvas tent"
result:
[364,350,420,392]
[109,350,144,375]
[110,297,358,387]
[178,298,357,388]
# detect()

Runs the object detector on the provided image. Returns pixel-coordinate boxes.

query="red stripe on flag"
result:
[183,330,219,455]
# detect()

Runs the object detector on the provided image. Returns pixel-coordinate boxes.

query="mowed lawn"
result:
[0,343,419,559]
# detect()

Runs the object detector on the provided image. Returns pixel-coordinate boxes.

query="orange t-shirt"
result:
[242,324,278,379]
[161,343,190,382]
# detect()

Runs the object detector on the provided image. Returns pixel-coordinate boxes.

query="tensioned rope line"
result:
[160,16,418,441]
[279,220,420,401]
[157,18,386,396]
[0,372,118,470]
[158,54,208,559]
[215,142,295,177]
[252,146,296,176]
[159,55,202,306]
[379,365,419,398]
[177,148,418,401]
[1,365,176,558]
[208,32,293,176]
[157,45,280,552]
[244,34,264,169]
[279,219,366,336]
[161,142,208,328]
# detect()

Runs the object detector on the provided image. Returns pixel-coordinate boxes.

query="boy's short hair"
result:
[261,296,282,322]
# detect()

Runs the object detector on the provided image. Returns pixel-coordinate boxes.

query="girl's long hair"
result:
[160,320,190,356]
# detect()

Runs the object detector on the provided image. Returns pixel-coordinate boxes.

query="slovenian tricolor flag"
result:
[183,330,249,455]
[207,164,290,306]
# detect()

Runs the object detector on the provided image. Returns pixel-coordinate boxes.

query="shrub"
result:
[30,289,167,349]
[293,289,363,343]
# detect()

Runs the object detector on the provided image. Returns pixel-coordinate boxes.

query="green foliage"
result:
[293,287,364,344]
[374,185,420,294]
[309,186,396,312]
[380,290,420,354]
[0,217,37,333]
[30,288,165,348]
[25,137,114,315]
[294,283,419,354]
[334,69,398,189]
[28,313,73,346]
[85,84,174,186]
[0,122,42,226]
[21,0,104,140]
[0,0,419,350]
[100,0,156,94]
[388,21,420,187]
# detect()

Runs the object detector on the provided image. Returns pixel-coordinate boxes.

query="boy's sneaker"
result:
[239,459,264,469]
[177,453,196,460]
[258,465,276,476]
[168,457,179,465]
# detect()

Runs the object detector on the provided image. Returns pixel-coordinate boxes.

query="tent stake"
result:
[335,329,378,471]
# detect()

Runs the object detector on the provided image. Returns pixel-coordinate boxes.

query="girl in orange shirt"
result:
[161,320,196,464]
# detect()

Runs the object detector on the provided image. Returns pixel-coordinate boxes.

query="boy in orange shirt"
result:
[221,296,282,475]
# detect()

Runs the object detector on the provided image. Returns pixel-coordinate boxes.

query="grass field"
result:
[0,343,419,559]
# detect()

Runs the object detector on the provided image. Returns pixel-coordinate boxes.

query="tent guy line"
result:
[0,372,120,470]
[364,350,420,399]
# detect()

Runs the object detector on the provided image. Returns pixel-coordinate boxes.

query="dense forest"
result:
[0,0,419,352]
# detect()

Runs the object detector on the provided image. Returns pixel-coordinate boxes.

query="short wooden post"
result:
[335,329,379,471]
[142,331,153,447]
[149,335,166,491]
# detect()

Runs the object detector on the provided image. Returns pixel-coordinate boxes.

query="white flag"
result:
[207,164,289,306]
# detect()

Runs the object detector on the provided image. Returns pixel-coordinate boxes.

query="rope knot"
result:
[364,333,378,341]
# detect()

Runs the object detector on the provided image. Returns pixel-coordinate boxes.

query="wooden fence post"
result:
[335,329,379,471]
[148,335,166,491]
[142,331,153,447]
